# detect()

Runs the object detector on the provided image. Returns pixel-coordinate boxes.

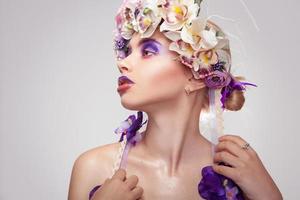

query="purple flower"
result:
[114,34,129,50]
[212,61,226,72]
[220,78,257,109]
[114,111,147,145]
[204,70,232,89]
[198,165,244,200]
[114,34,131,60]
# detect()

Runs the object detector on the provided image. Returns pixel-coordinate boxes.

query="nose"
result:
[117,58,132,74]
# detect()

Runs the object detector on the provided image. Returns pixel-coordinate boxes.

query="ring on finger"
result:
[241,142,250,151]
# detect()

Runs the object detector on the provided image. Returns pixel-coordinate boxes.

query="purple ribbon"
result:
[89,185,101,200]
[89,111,147,199]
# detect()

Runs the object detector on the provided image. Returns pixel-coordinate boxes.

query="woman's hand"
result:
[212,134,283,200]
[92,169,144,200]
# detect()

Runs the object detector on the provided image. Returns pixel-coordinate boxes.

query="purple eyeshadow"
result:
[141,40,161,54]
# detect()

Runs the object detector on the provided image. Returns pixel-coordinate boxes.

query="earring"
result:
[185,87,191,95]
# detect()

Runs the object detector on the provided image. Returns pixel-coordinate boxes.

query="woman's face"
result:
[117,30,192,111]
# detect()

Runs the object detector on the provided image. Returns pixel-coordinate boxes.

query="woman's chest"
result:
[139,178,204,200]
[125,162,208,200]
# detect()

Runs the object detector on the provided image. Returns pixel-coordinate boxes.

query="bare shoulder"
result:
[73,142,121,179]
[68,142,121,200]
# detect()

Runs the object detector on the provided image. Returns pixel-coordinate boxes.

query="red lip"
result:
[117,83,133,94]
[118,75,135,86]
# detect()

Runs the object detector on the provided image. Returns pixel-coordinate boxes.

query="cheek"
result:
[142,56,187,95]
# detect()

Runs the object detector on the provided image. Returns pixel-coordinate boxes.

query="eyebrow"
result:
[137,38,162,47]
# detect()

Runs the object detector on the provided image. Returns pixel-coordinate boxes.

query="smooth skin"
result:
[68,29,283,199]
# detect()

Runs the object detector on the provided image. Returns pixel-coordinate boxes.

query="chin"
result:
[120,94,161,112]
[120,96,145,111]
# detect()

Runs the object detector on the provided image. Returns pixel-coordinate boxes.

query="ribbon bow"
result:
[114,111,147,145]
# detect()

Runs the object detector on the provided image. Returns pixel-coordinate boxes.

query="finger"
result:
[219,134,247,147]
[213,151,243,168]
[212,164,239,182]
[129,186,144,199]
[124,175,139,190]
[215,140,249,160]
[111,168,126,181]
[219,134,255,153]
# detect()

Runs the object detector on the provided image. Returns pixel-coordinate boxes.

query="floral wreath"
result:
[114,0,257,110]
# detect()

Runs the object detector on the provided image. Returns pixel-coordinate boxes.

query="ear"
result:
[184,77,206,92]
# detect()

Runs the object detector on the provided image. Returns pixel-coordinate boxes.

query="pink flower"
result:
[158,0,199,31]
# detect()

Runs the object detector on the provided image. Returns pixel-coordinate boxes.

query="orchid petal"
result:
[182,0,195,7]
[214,38,229,50]
[160,20,185,31]
[181,24,195,44]
[215,49,231,71]
[200,29,218,49]
[141,17,162,38]
[181,16,207,46]
[186,3,200,23]
[162,30,181,41]
[169,42,182,54]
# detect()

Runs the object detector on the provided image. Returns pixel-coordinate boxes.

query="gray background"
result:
[0,0,299,199]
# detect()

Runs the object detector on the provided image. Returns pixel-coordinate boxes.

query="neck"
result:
[139,91,210,176]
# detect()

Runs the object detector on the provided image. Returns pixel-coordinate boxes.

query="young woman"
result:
[68,0,283,199]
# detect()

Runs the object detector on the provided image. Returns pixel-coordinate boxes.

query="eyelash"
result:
[142,48,158,58]
[116,45,158,60]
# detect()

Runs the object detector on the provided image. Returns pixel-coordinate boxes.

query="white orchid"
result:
[158,0,200,32]
[116,1,139,40]
[162,30,182,41]
[137,0,162,38]
[169,39,194,57]
[116,0,162,39]
[168,39,207,73]
[180,15,207,50]
[178,49,218,72]
[199,26,229,51]
[195,49,218,70]
[168,38,201,72]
